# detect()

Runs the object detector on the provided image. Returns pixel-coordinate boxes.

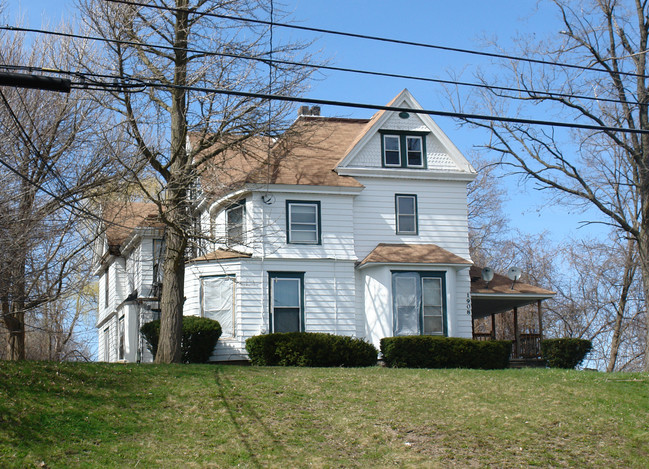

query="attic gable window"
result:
[380,131,427,168]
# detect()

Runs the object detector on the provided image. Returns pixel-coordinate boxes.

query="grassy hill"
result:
[1,362,648,467]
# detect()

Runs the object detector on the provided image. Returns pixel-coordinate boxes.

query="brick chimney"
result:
[298,105,321,117]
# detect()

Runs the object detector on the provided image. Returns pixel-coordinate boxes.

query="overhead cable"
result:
[106,0,649,79]
[0,25,640,107]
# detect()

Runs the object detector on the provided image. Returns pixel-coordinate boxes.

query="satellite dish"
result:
[261,194,275,205]
[508,266,522,289]
[481,267,494,283]
[507,267,522,282]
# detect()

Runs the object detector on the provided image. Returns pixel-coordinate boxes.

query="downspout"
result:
[334,255,338,335]
[260,194,267,333]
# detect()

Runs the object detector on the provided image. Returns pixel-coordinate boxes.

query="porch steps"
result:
[509,358,546,369]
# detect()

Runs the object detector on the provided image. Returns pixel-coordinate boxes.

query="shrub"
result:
[541,338,592,369]
[380,336,512,369]
[140,316,222,363]
[245,332,378,367]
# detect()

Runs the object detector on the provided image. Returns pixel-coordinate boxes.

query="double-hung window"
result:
[103,327,110,362]
[201,276,235,337]
[287,201,321,244]
[393,271,446,336]
[270,272,304,332]
[395,194,418,235]
[226,201,245,246]
[118,316,125,360]
[381,132,427,168]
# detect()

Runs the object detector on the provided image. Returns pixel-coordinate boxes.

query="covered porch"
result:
[469,266,555,361]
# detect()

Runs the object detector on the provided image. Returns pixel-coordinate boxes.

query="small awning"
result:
[189,249,252,263]
[358,243,472,268]
[470,266,554,318]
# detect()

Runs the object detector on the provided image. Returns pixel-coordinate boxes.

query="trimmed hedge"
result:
[541,338,592,369]
[380,336,512,369]
[140,316,222,363]
[245,332,378,367]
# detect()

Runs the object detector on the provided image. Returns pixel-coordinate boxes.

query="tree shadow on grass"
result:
[213,367,288,468]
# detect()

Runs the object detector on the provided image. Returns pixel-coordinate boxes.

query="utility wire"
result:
[106,0,649,80]
[1,26,641,107]
[0,88,72,196]
[1,58,645,134]
[62,75,649,135]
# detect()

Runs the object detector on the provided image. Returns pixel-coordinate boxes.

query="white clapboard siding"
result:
[185,257,358,360]
[245,192,357,261]
[352,177,471,261]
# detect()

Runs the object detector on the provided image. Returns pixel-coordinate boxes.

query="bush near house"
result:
[140,317,222,363]
[380,336,512,369]
[541,338,592,369]
[245,332,378,367]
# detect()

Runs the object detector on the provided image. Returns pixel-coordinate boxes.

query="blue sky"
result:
[13,0,602,242]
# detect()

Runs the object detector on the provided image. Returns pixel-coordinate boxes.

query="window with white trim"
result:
[226,201,245,246]
[287,201,320,244]
[103,327,110,362]
[270,272,304,333]
[383,135,401,166]
[395,194,418,235]
[201,276,235,338]
[118,316,125,360]
[381,132,427,168]
[393,271,446,336]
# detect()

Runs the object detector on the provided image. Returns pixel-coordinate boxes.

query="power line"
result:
[0,55,644,134]
[0,89,72,196]
[64,75,649,135]
[106,0,649,80]
[1,25,641,107]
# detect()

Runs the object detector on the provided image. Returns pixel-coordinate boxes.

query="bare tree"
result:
[453,0,649,370]
[467,151,510,266]
[0,22,120,360]
[78,0,313,362]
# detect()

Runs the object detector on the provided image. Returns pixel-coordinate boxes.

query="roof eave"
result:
[357,261,472,271]
[336,167,477,182]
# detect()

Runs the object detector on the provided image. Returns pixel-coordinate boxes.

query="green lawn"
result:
[1,362,648,468]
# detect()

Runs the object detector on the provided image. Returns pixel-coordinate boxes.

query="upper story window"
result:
[381,131,427,168]
[286,200,321,244]
[395,194,418,235]
[226,201,245,246]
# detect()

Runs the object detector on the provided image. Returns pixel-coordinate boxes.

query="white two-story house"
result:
[95,89,553,363]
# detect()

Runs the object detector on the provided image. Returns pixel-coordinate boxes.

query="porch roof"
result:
[469,266,555,318]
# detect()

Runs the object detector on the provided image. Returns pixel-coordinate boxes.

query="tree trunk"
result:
[154,0,189,364]
[3,306,25,361]
[607,239,636,372]
[154,222,186,363]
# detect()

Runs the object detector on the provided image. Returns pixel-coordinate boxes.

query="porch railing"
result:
[472,332,542,359]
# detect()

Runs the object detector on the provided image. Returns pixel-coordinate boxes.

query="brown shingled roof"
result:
[190,249,252,262]
[197,117,368,199]
[358,243,471,267]
[469,265,554,296]
[103,202,163,248]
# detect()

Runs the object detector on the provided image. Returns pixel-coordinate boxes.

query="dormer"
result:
[335,89,476,181]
